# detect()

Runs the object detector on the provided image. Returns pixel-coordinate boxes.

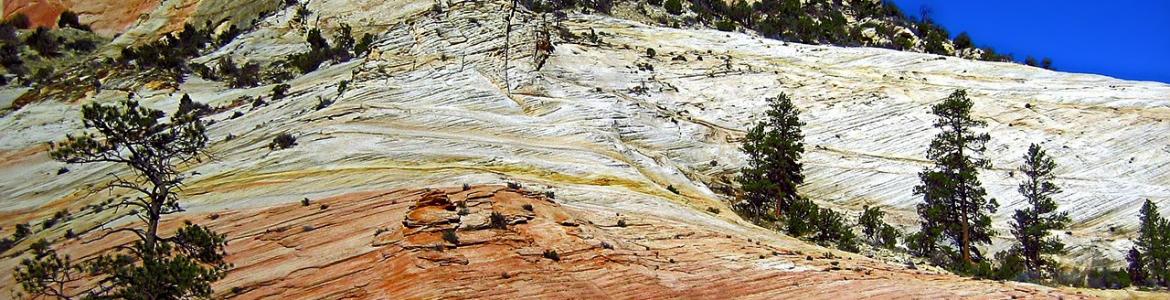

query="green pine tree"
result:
[761,93,805,217]
[1010,144,1070,276]
[15,99,228,299]
[1129,199,1169,287]
[736,122,778,221]
[735,93,805,221]
[912,90,997,268]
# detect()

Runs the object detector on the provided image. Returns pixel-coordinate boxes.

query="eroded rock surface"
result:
[1,0,1169,295]
[5,185,1139,299]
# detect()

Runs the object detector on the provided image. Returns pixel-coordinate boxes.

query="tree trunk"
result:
[960,211,971,264]
[503,0,517,93]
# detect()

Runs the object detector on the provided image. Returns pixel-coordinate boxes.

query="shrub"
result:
[666,185,679,194]
[315,97,333,110]
[231,63,261,88]
[272,84,291,100]
[522,204,534,212]
[490,212,507,229]
[301,198,310,206]
[337,80,349,96]
[354,33,374,57]
[1024,56,1038,67]
[664,0,683,15]
[542,249,560,261]
[706,207,720,214]
[715,19,735,32]
[813,208,859,252]
[41,218,57,230]
[784,197,819,237]
[57,11,89,31]
[0,23,16,43]
[269,133,297,150]
[14,223,32,240]
[645,48,656,58]
[1087,267,1131,289]
[25,27,59,57]
[859,205,900,249]
[442,229,459,245]
[953,31,972,49]
[0,237,14,253]
[616,219,627,227]
[878,225,900,249]
[507,182,523,190]
[176,94,211,118]
[319,204,329,210]
[543,191,555,199]
[216,25,241,46]
[989,249,1025,281]
[6,13,30,29]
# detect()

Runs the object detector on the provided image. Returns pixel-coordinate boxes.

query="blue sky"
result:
[888,0,1170,84]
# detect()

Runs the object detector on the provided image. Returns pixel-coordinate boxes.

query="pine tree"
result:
[735,93,805,220]
[1010,144,1070,276]
[1128,199,1169,287]
[912,90,997,267]
[761,93,805,217]
[736,123,777,221]
[16,99,228,299]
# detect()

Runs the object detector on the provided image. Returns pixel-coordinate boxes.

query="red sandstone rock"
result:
[3,0,160,35]
[2,185,1147,299]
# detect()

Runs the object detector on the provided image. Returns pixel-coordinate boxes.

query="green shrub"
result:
[6,13,30,29]
[664,0,683,15]
[442,229,459,245]
[269,133,297,150]
[272,84,291,100]
[25,28,59,57]
[176,94,211,118]
[715,19,735,32]
[953,31,972,49]
[813,207,858,252]
[858,205,900,249]
[543,249,560,261]
[57,11,90,31]
[784,197,818,237]
[14,223,31,240]
[490,212,507,229]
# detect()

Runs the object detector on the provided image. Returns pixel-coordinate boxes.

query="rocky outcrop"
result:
[6,185,1146,299]
[2,0,160,35]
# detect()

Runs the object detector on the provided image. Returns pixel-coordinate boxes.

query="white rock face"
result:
[1,0,1168,264]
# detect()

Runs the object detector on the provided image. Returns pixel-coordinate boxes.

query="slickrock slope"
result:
[1,0,1169,296]
[2,0,160,35]
[5,185,1136,299]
